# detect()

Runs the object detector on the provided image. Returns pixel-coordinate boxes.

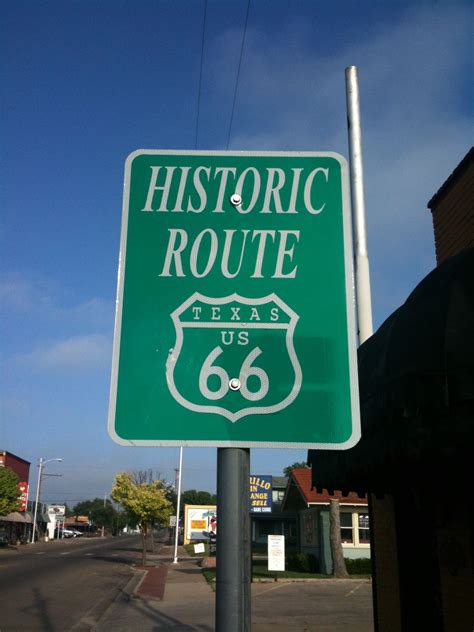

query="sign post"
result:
[109,148,360,632]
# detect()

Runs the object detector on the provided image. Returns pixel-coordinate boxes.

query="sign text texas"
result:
[108,150,360,449]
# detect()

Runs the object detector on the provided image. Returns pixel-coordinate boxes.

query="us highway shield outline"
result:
[165,293,302,422]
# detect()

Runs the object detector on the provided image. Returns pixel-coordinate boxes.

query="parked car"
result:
[68,529,83,537]
[54,528,75,539]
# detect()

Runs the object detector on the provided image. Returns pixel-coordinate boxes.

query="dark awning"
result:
[308,248,474,495]
[0,512,30,523]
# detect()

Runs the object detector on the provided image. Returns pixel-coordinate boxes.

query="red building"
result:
[0,450,31,484]
[0,451,30,510]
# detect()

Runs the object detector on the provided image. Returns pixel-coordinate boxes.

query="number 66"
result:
[199,346,269,402]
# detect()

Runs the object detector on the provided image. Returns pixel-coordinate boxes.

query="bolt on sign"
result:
[108,150,360,449]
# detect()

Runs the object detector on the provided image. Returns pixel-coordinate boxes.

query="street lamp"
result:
[31,457,63,544]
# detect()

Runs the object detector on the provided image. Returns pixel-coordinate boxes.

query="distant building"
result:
[250,476,297,546]
[0,450,32,543]
[0,450,30,484]
[282,468,369,574]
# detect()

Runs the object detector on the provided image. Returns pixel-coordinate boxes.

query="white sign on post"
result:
[47,504,66,516]
[267,535,285,572]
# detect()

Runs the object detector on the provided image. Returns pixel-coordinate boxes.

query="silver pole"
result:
[345,66,373,343]
[30,458,62,544]
[215,447,251,632]
[346,64,377,627]
[31,458,43,544]
[173,447,183,564]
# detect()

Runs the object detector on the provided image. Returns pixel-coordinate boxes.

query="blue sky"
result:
[1,1,472,506]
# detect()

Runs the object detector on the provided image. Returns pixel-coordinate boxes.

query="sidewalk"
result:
[93,544,373,631]
[93,544,215,631]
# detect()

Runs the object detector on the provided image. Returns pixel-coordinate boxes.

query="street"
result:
[0,536,374,631]
[0,534,139,631]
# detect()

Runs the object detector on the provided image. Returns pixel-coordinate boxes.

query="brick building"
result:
[0,451,32,543]
[0,450,30,485]
[428,147,474,264]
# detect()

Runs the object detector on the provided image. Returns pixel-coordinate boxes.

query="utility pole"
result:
[345,65,373,344]
[102,493,106,537]
[173,447,183,564]
[31,458,63,544]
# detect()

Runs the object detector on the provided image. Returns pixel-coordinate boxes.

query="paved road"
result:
[0,534,141,631]
[1,538,374,631]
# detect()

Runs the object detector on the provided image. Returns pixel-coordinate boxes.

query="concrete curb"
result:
[252,576,372,583]
[128,566,149,598]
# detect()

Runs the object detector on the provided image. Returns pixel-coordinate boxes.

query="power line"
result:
[195,0,208,150]
[226,0,251,150]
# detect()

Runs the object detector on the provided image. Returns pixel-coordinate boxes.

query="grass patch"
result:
[201,559,328,586]
[202,568,217,588]
[200,558,370,585]
[184,543,210,557]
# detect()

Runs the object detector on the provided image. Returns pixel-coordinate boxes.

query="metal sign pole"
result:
[346,63,377,626]
[216,447,251,632]
[345,65,373,343]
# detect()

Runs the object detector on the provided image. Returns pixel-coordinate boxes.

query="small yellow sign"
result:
[191,520,206,529]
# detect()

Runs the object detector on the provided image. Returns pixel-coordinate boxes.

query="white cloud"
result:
[0,275,52,312]
[16,334,111,371]
[0,273,113,328]
[208,4,471,324]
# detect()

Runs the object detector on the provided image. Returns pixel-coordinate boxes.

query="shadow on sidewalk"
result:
[121,597,213,631]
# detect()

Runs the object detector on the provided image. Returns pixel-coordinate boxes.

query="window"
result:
[358,513,370,543]
[303,512,315,545]
[340,512,354,543]
[340,510,370,546]
[258,521,274,537]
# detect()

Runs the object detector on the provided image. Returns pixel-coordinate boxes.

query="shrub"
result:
[286,552,319,573]
[344,557,372,575]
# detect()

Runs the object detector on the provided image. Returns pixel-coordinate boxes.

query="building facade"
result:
[282,468,369,574]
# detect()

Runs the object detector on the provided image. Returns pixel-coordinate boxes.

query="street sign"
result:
[268,535,285,571]
[47,504,65,516]
[108,150,360,449]
[249,475,272,513]
[184,504,217,544]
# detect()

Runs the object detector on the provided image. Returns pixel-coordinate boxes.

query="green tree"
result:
[111,472,172,566]
[164,484,177,511]
[72,498,118,532]
[283,462,310,477]
[0,468,20,516]
[180,490,217,516]
[63,503,73,518]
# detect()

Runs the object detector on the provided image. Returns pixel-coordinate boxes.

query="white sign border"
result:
[108,150,360,450]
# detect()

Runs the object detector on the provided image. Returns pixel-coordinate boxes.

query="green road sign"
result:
[108,150,360,449]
